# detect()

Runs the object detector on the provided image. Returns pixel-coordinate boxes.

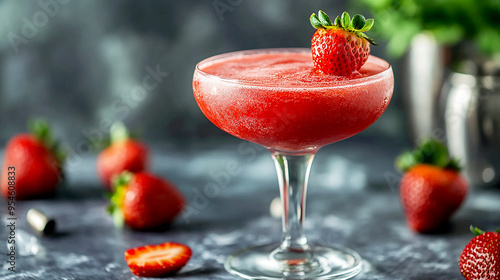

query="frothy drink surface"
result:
[200,52,387,87]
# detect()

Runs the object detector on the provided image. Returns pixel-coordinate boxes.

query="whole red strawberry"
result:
[459,226,500,279]
[397,139,468,233]
[125,242,192,277]
[96,122,148,189]
[310,11,376,76]
[1,120,65,200]
[108,172,185,230]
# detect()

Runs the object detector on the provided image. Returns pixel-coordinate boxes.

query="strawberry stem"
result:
[29,119,54,148]
[107,171,134,228]
[91,122,140,151]
[470,225,485,236]
[28,118,67,164]
[110,121,130,144]
[112,171,134,188]
[310,10,377,45]
[396,138,462,172]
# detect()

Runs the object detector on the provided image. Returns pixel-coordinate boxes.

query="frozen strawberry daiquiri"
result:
[194,50,392,152]
[193,11,394,280]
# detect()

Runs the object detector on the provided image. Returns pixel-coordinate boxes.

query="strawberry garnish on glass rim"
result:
[310,11,376,76]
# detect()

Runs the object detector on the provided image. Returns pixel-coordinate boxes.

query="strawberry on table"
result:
[108,171,185,230]
[310,10,376,76]
[459,226,500,279]
[96,122,148,189]
[125,242,192,277]
[396,139,468,233]
[1,120,65,200]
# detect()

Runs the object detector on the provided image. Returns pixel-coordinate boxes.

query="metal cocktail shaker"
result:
[405,33,500,188]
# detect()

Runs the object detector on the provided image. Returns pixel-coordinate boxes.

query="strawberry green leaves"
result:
[352,15,375,33]
[29,118,67,164]
[360,19,374,32]
[107,186,126,228]
[318,10,332,27]
[469,225,500,236]
[334,16,341,26]
[396,139,463,172]
[396,151,419,172]
[470,225,485,236]
[29,119,53,147]
[352,14,366,30]
[310,14,322,29]
[107,171,134,228]
[341,12,351,29]
[310,10,377,45]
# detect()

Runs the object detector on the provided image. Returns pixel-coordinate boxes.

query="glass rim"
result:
[194,48,392,89]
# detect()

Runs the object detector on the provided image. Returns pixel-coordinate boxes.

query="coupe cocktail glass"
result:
[193,48,394,279]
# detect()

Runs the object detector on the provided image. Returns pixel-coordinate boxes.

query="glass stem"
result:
[271,150,316,269]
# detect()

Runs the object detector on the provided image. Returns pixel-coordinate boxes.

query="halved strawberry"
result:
[125,242,192,277]
[310,11,376,76]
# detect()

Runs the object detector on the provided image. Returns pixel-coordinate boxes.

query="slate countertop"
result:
[0,140,499,280]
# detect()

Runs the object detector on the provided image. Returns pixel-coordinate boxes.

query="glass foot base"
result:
[225,243,362,280]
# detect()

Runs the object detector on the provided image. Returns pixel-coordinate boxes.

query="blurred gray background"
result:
[0,0,405,150]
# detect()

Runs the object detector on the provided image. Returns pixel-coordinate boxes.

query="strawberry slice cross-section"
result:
[124,242,192,277]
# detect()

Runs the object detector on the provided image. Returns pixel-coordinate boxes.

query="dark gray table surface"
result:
[0,140,499,280]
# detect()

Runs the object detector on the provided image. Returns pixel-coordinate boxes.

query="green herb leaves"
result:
[358,0,500,57]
